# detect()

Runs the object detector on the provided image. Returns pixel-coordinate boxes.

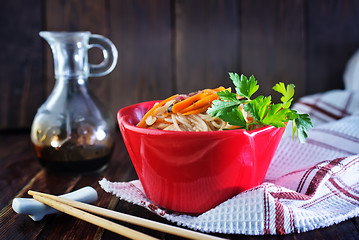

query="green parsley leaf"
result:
[206,73,313,143]
[229,72,258,100]
[218,107,248,129]
[273,82,295,109]
[293,111,313,143]
[260,103,288,128]
[217,89,238,102]
[243,95,271,122]
[207,99,240,117]
[207,98,247,129]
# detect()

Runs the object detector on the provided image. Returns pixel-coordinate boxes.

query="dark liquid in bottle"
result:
[33,143,113,173]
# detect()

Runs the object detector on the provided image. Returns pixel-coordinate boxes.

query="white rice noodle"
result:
[142,98,237,131]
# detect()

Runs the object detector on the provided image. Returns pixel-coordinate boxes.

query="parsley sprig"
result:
[207,73,313,143]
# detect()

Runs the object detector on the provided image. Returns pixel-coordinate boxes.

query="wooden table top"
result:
[1,130,358,240]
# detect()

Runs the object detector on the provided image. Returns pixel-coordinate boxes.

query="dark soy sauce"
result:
[33,143,113,173]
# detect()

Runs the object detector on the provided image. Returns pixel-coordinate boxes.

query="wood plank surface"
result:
[240,0,306,102]
[108,0,173,112]
[0,130,136,240]
[0,132,42,209]
[307,0,359,94]
[0,0,43,129]
[2,0,359,129]
[175,0,240,93]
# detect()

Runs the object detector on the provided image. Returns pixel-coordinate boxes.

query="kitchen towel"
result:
[100,89,359,235]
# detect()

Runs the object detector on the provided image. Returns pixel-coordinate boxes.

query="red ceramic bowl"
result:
[117,100,285,214]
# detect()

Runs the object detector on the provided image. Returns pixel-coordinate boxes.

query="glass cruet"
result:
[31,31,118,173]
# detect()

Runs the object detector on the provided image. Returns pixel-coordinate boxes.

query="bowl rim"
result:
[117,100,280,136]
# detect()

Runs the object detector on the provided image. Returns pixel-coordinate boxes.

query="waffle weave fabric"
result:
[100,89,359,235]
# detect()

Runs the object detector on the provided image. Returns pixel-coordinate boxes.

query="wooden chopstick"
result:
[28,190,225,240]
[29,192,159,240]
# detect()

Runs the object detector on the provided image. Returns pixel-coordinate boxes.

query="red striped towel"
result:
[100,89,359,235]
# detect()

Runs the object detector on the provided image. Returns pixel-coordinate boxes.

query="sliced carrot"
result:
[139,87,226,127]
[180,93,219,114]
[182,104,211,115]
[247,116,254,124]
[202,86,225,93]
[137,94,178,128]
[171,92,209,113]
[213,86,226,92]
[172,87,225,113]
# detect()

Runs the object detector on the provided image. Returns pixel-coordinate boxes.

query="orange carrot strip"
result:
[182,104,211,115]
[180,93,219,113]
[213,86,226,92]
[247,116,254,124]
[171,92,209,113]
[137,94,179,128]
[172,87,225,113]
[202,86,225,93]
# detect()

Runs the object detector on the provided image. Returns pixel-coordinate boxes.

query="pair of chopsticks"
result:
[28,190,225,240]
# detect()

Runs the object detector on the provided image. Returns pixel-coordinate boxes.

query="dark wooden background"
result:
[1,0,359,130]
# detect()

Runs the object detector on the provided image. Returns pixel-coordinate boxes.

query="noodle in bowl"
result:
[146,99,229,131]
[117,100,285,213]
[137,87,256,132]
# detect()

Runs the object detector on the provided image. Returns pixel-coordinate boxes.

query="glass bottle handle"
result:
[88,34,118,77]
